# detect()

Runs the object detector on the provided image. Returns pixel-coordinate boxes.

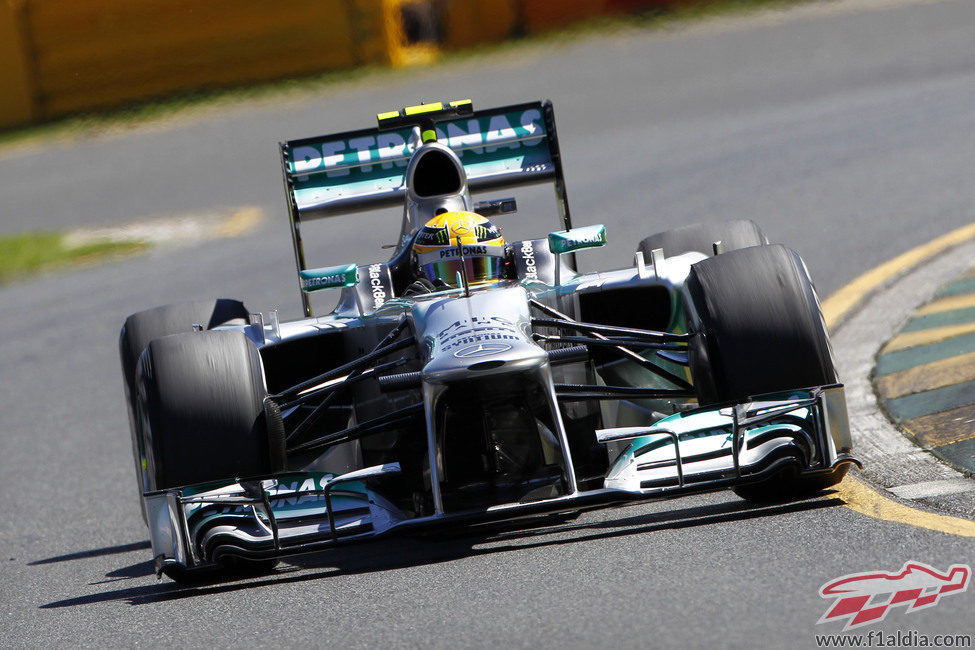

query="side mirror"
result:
[547,224,606,285]
[299,263,358,293]
[547,224,607,255]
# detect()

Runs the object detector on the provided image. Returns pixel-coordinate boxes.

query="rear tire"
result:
[136,330,283,490]
[637,219,767,260]
[685,245,843,501]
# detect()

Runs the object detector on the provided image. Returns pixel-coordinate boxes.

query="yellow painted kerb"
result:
[836,476,975,538]
[882,322,975,354]
[916,292,975,316]
[821,221,975,329]
[875,350,975,400]
[822,220,975,537]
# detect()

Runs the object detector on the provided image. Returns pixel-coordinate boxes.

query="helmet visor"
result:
[421,256,501,287]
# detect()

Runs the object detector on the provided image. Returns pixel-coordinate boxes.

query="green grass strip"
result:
[0,231,147,284]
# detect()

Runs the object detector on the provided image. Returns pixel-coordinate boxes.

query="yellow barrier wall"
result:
[0,0,706,130]
[0,0,37,126]
[442,0,519,50]
[383,0,440,66]
[522,0,609,35]
[27,0,384,117]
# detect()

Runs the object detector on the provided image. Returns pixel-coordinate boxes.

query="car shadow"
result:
[89,560,158,584]
[38,492,844,609]
[28,540,151,566]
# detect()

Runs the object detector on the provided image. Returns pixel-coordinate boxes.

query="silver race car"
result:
[119,100,858,581]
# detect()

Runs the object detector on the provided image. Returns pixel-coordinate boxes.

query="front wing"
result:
[143,385,856,577]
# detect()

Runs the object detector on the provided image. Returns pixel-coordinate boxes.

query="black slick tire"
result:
[637,219,767,259]
[136,330,282,490]
[120,300,249,521]
[686,244,836,405]
[685,244,843,500]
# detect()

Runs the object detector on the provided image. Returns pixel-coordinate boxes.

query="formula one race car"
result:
[119,99,858,581]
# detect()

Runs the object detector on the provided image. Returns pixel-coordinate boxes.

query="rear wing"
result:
[279,100,570,226]
[279,100,572,316]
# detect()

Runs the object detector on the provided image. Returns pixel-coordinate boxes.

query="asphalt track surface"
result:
[2,0,975,647]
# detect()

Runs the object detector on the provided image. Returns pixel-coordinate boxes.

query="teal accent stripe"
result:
[884,379,975,422]
[900,306,975,333]
[936,275,975,298]
[876,331,975,376]
[934,438,975,470]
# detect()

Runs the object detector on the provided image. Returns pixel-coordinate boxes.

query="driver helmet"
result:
[413,211,505,287]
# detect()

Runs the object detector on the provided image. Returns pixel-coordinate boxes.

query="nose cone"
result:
[413,286,547,384]
[425,336,548,383]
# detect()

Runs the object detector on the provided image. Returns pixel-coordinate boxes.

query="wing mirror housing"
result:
[547,224,607,285]
[299,263,359,293]
[548,224,606,254]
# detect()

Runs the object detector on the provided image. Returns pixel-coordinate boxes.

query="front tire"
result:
[686,244,836,405]
[136,330,284,490]
[120,300,250,520]
[685,244,843,500]
[136,330,285,582]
